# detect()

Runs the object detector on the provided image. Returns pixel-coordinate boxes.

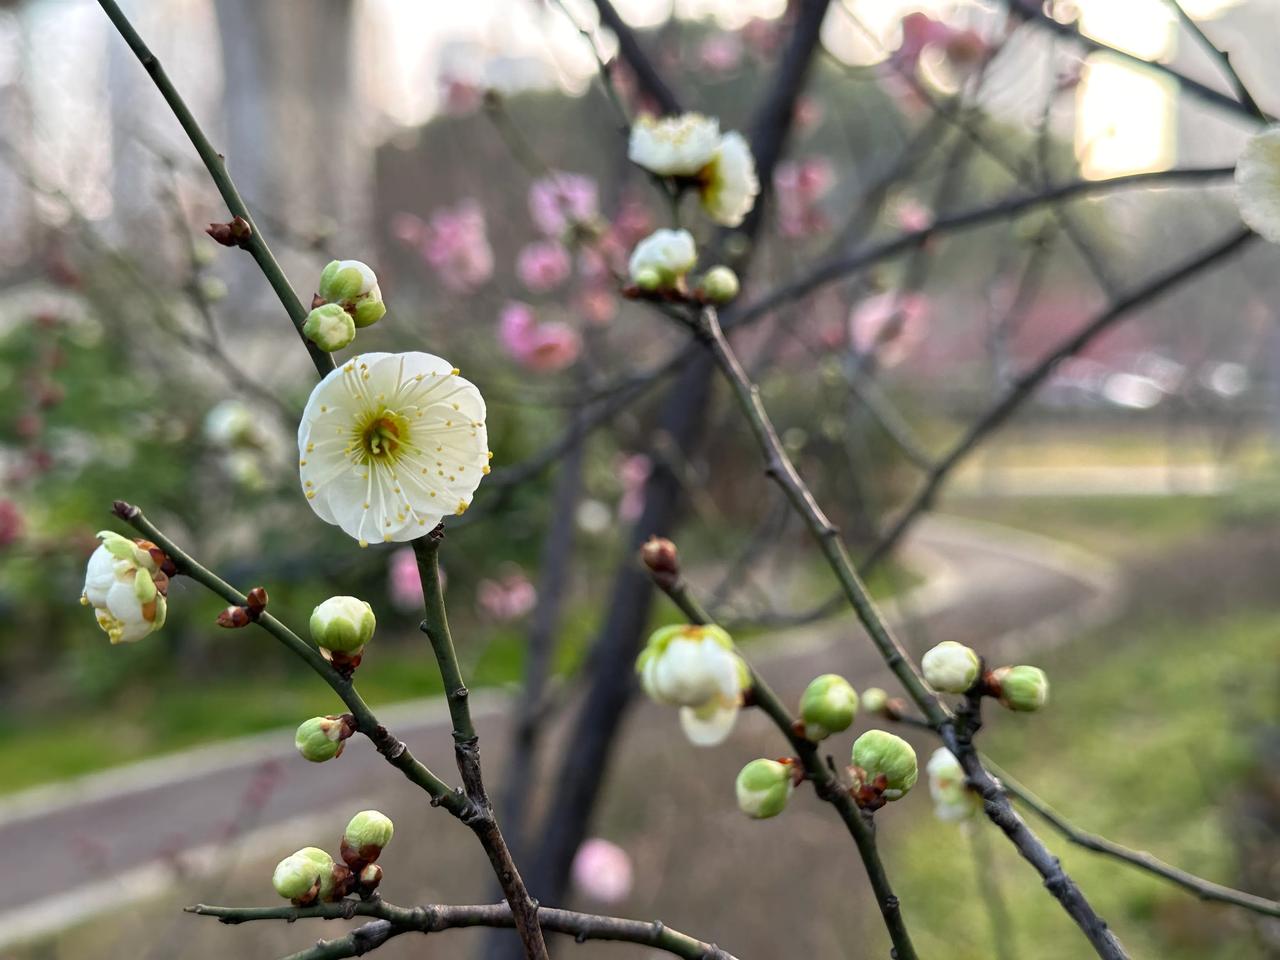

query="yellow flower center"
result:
[355,408,411,464]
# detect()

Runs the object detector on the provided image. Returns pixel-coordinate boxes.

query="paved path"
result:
[0,515,1121,949]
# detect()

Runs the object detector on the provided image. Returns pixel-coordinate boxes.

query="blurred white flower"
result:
[628,113,721,176]
[203,399,261,449]
[699,131,759,227]
[298,352,490,546]
[628,229,696,290]
[926,748,979,822]
[1235,127,1280,243]
[81,531,168,644]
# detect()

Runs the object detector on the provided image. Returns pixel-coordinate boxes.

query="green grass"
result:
[887,608,1276,960]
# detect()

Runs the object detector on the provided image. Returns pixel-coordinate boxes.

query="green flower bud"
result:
[318,259,386,328]
[310,596,376,655]
[272,846,336,903]
[851,730,918,801]
[735,758,793,819]
[799,673,858,741]
[343,809,394,865]
[921,641,981,694]
[992,665,1049,712]
[303,303,356,352]
[861,686,888,714]
[633,267,662,291]
[698,265,740,303]
[295,715,352,763]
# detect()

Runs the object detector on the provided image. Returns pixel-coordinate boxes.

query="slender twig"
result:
[588,0,681,114]
[987,760,1280,918]
[652,573,919,959]
[691,307,1130,960]
[863,226,1256,570]
[1003,0,1272,123]
[1166,0,1266,121]
[412,533,548,960]
[95,0,335,378]
[187,899,739,960]
[278,920,405,960]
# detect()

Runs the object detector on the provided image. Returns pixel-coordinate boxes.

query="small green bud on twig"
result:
[206,216,252,249]
[921,641,981,694]
[988,665,1049,712]
[735,758,794,819]
[295,714,355,763]
[799,673,858,741]
[850,730,918,808]
[341,809,394,869]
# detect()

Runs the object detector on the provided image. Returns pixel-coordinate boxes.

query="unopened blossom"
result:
[849,292,929,367]
[516,240,572,293]
[529,172,599,237]
[81,531,168,644]
[1236,128,1280,243]
[927,748,979,822]
[419,200,494,293]
[736,758,794,819]
[317,259,386,329]
[476,568,537,621]
[637,624,751,746]
[699,132,759,227]
[628,229,696,290]
[571,838,633,903]
[297,352,490,546]
[851,729,917,801]
[273,847,338,904]
[921,640,981,694]
[774,157,834,237]
[628,113,722,176]
[498,302,581,373]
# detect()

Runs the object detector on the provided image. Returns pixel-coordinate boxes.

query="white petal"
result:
[1236,127,1280,244]
[679,702,738,746]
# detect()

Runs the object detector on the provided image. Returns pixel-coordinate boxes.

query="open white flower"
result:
[81,531,168,644]
[637,624,750,746]
[1236,128,1280,243]
[699,132,759,227]
[298,352,491,546]
[628,113,721,176]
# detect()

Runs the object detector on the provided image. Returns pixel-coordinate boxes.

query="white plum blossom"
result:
[628,229,697,290]
[926,748,979,822]
[81,531,168,644]
[637,624,750,746]
[298,352,490,546]
[1235,127,1280,243]
[699,131,759,227]
[628,113,721,176]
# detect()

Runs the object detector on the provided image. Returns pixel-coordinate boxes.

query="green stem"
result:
[95,0,334,379]
[412,532,475,743]
[114,501,466,817]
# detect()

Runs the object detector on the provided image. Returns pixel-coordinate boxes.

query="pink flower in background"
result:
[440,74,483,115]
[571,838,633,904]
[499,302,582,373]
[892,13,989,76]
[698,34,743,73]
[0,499,23,549]
[894,198,933,233]
[576,284,617,326]
[740,17,782,58]
[414,200,493,294]
[388,547,424,613]
[476,568,537,622]
[529,172,598,237]
[849,292,930,368]
[774,157,834,238]
[793,95,824,132]
[616,453,651,522]
[516,240,572,293]
[609,195,655,248]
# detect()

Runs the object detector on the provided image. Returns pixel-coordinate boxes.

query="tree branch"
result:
[1165,0,1266,121]
[187,898,740,960]
[588,0,681,114]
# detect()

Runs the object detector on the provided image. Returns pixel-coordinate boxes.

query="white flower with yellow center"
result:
[699,132,759,227]
[297,352,491,546]
[628,113,721,176]
[1235,127,1280,243]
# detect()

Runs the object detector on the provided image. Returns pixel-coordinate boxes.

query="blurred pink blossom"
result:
[849,292,930,367]
[476,568,537,622]
[894,198,933,233]
[740,17,782,58]
[616,453,651,522]
[571,838,633,904]
[529,172,599,237]
[499,302,582,373]
[892,13,989,75]
[793,95,825,132]
[774,157,834,238]
[576,284,617,326]
[0,499,23,549]
[516,240,572,293]
[388,547,424,613]
[610,195,655,248]
[398,200,493,294]
[698,34,743,73]
[440,75,483,115]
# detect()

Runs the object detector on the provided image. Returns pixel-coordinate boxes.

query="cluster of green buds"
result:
[295,714,356,763]
[735,758,796,819]
[798,673,858,742]
[310,595,376,671]
[920,641,1050,713]
[271,810,394,905]
[849,730,918,809]
[80,531,171,645]
[303,259,386,352]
